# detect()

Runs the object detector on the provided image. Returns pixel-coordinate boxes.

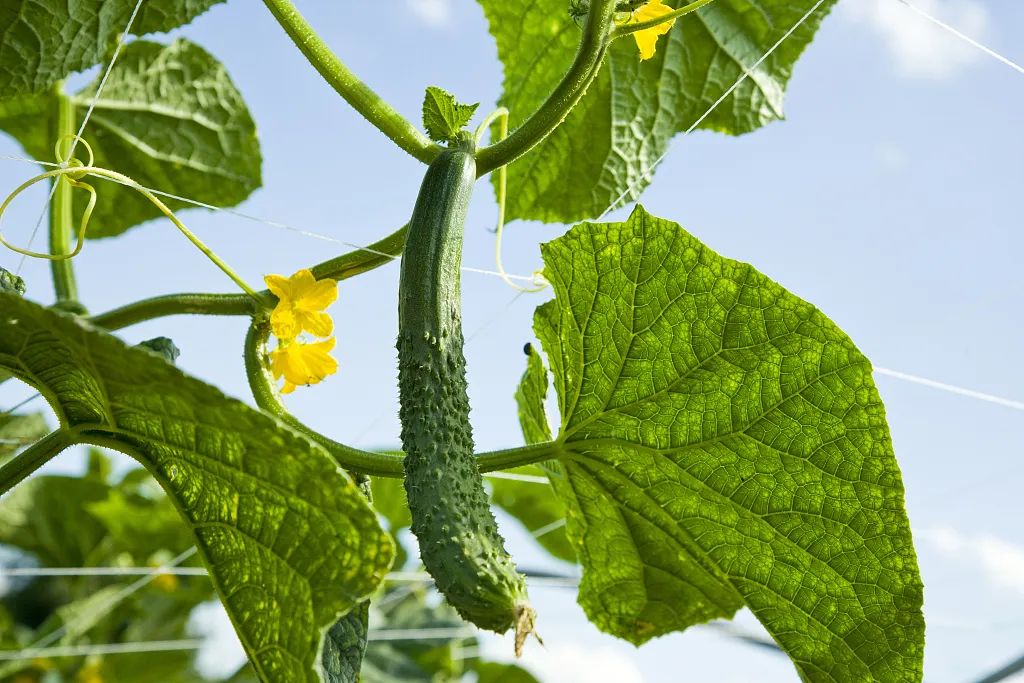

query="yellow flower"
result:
[152,571,179,592]
[76,663,104,683]
[624,0,677,61]
[270,338,339,394]
[264,269,337,340]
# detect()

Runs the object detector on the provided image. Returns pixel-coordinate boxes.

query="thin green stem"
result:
[49,87,80,308]
[611,0,717,37]
[475,0,618,175]
[0,429,75,495]
[90,293,258,330]
[88,224,409,331]
[244,319,563,477]
[243,320,406,477]
[308,223,407,281]
[262,0,440,164]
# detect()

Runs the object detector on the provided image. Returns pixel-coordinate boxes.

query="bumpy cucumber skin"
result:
[398,141,529,633]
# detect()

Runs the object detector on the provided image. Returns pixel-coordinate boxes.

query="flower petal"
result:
[286,269,319,298]
[270,307,301,340]
[296,310,334,337]
[264,274,294,300]
[296,278,338,311]
[630,0,676,61]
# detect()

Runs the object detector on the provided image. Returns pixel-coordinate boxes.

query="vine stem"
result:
[475,0,619,175]
[48,87,80,308]
[0,430,75,496]
[262,0,440,164]
[611,0,717,38]
[242,319,562,477]
[88,224,409,330]
[1,165,262,301]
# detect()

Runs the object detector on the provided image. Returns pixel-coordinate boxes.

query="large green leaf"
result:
[531,206,924,680]
[478,0,835,223]
[0,293,394,683]
[0,39,262,238]
[0,0,225,96]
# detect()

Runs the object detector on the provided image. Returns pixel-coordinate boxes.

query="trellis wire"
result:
[893,0,1024,76]
[5,548,197,663]
[15,0,148,273]
[597,0,829,219]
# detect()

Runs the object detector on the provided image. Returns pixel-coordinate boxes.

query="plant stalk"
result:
[49,88,79,307]
[475,0,618,175]
[262,0,440,164]
[0,430,74,495]
[611,0,717,37]
[89,224,409,330]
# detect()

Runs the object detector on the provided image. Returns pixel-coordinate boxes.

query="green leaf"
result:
[0,475,111,566]
[0,39,262,238]
[478,0,835,223]
[475,661,542,683]
[0,293,394,683]
[515,346,553,445]
[322,602,370,683]
[362,585,474,683]
[532,206,924,680]
[0,412,48,458]
[422,86,479,143]
[495,345,574,563]
[0,0,225,96]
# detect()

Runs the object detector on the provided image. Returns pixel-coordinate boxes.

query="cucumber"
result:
[397,134,534,644]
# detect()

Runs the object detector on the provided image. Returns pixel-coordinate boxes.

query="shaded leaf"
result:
[0,0,225,96]
[0,293,394,683]
[478,0,836,223]
[532,205,924,680]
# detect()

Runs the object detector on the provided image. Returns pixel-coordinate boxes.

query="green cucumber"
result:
[397,134,534,643]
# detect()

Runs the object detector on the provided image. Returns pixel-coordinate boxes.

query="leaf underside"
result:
[528,205,924,681]
[477,0,837,223]
[0,294,393,683]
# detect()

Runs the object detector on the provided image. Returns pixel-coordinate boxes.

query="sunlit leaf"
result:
[531,205,924,680]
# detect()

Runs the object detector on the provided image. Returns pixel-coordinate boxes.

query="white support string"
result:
[6,548,197,663]
[874,367,1024,412]
[15,0,147,273]
[0,639,203,662]
[0,153,544,286]
[892,0,1024,76]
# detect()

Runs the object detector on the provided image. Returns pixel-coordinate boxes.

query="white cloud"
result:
[841,0,990,80]
[917,526,1024,596]
[406,0,453,28]
[518,642,646,683]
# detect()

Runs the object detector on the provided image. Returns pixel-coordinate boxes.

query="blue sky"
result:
[2,0,1023,680]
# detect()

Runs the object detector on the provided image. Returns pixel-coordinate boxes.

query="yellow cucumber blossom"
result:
[264,269,338,340]
[623,0,677,61]
[270,337,339,394]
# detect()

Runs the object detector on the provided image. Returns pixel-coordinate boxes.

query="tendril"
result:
[476,108,548,294]
[0,135,264,302]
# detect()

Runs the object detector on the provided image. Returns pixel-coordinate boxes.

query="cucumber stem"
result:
[262,0,441,164]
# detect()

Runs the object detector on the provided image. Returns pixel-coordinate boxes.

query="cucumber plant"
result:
[0,0,925,682]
